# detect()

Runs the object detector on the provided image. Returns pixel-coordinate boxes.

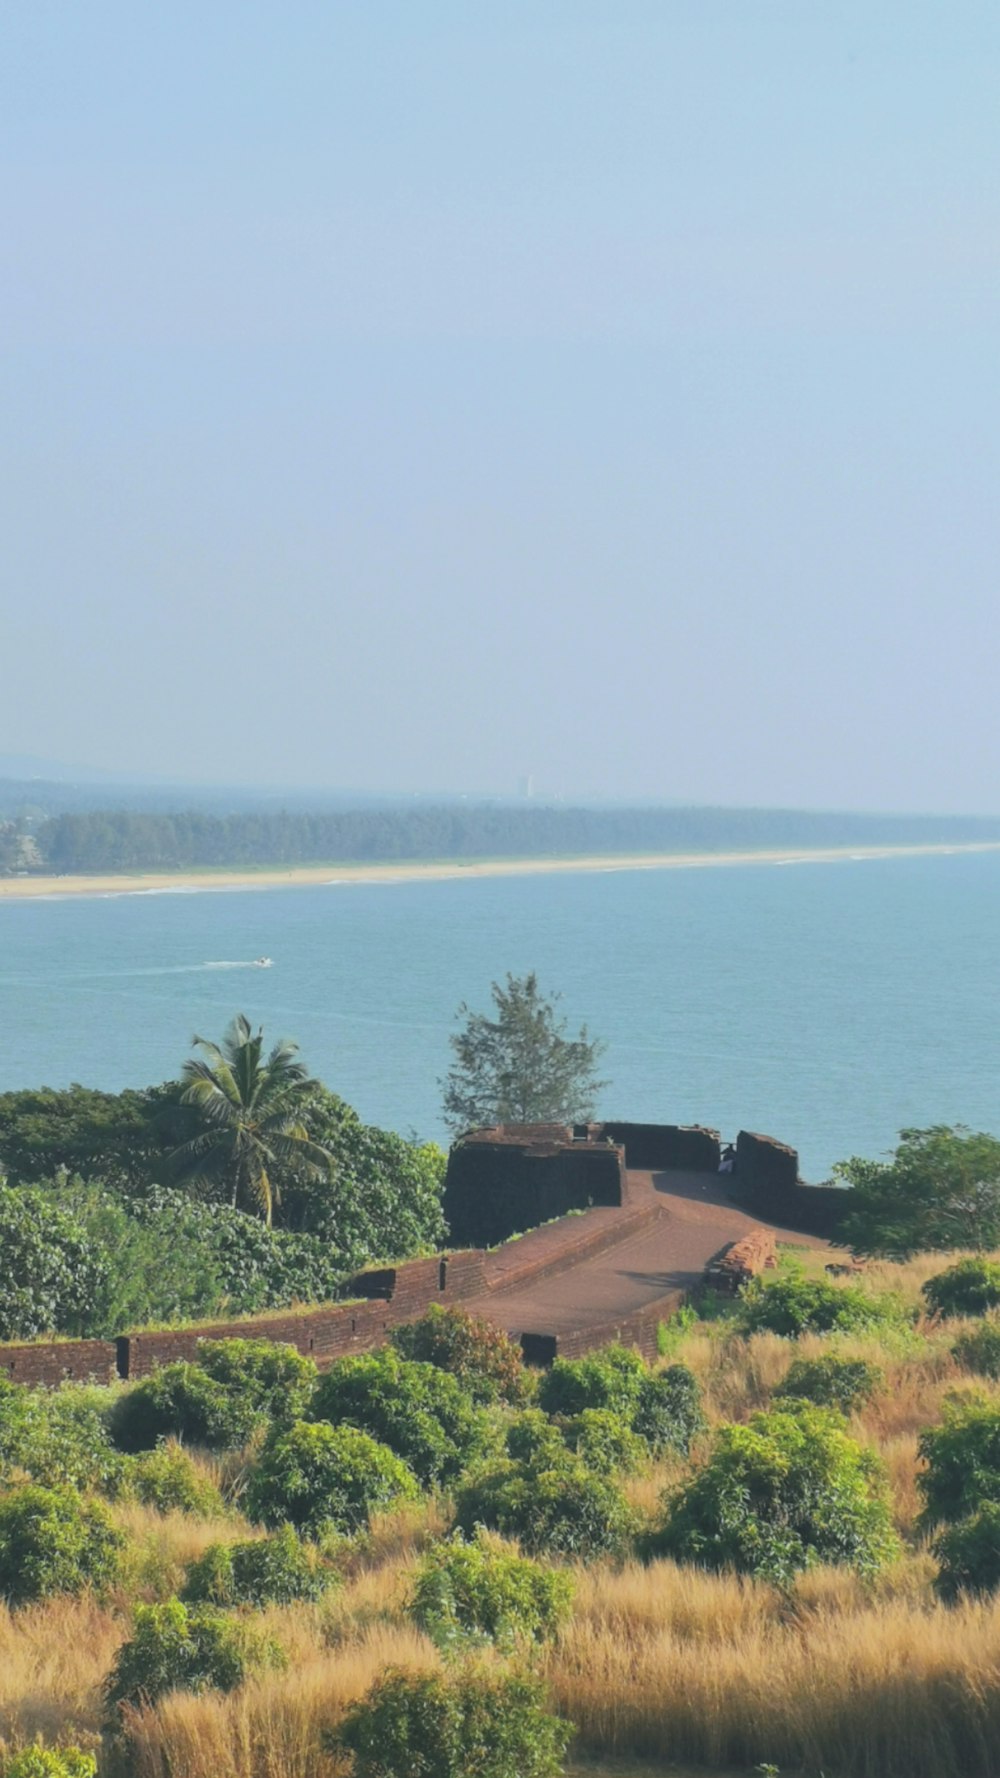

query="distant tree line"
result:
[16,803,1000,874]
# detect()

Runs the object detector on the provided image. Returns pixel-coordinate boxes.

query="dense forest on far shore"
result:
[5,800,1000,875]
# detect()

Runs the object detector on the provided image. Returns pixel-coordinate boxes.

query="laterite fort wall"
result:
[735,1130,850,1237]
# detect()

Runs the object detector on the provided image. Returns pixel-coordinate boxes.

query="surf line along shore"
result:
[3,840,1000,901]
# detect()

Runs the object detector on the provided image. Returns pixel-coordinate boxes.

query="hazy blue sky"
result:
[2,4,998,809]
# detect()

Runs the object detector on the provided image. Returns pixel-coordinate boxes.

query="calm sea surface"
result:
[0,851,997,1181]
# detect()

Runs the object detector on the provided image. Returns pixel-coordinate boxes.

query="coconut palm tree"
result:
[168,1014,334,1225]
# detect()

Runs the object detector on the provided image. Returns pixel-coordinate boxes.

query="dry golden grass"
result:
[0,1595,122,1750]
[548,1564,1000,1778]
[123,1621,440,1778]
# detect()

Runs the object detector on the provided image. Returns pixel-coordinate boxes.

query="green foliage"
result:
[440,970,607,1134]
[1,1749,97,1778]
[503,1411,568,1469]
[276,1088,448,1264]
[923,1258,1000,1318]
[0,1483,123,1605]
[634,1365,706,1455]
[537,1345,646,1421]
[0,1382,127,1496]
[0,1083,172,1192]
[411,1533,573,1650]
[953,1317,1000,1379]
[334,1666,571,1778]
[0,1185,108,1340]
[195,1338,317,1423]
[537,1349,703,1458]
[309,1349,487,1487]
[108,1363,258,1454]
[129,1443,226,1517]
[561,1409,645,1476]
[917,1394,1000,1527]
[837,1125,1000,1259]
[105,1598,286,1718]
[739,1274,899,1338]
[454,1449,635,1560]
[934,1501,1000,1601]
[245,1419,418,1538]
[653,1401,899,1584]
[182,1524,335,1607]
[391,1307,526,1405]
[775,1355,883,1413]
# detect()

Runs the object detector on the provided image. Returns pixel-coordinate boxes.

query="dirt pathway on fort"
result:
[463,1169,830,1340]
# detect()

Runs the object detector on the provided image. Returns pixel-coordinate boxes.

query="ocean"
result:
[1,849,997,1181]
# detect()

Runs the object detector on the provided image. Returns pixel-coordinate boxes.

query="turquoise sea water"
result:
[0,850,997,1181]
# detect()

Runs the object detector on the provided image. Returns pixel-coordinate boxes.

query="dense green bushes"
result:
[129,1444,226,1517]
[183,1524,335,1607]
[934,1503,1000,1601]
[918,1395,1000,1527]
[2,1752,96,1778]
[108,1362,258,1454]
[454,1449,635,1560]
[309,1349,488,1487]
[923,1258,1000,1318]
[245,1420,418,1537]
[0,1483,123,1604]
[775,1355,883,1413]
[390,1306,527,1404]
[953,1318,1000,1378]
[651,1401,899,1583]
[335,1667,571,1778]
[105,1598,285,1716]
[537,1347,703,1457]
[739,1275,900,1337]
[0,1186,108,1341]
[411,1533,573,1649]
[0,1381,126,1495]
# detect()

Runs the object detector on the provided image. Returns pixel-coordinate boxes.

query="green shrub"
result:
[652,1401,899,1583]
[633,1365,705,1455]
[2,1750,97,1778]
[391,1307,526,1404]
[183,1524,335,1607]
[934,1502,1000,1601]
[775,1355,883,1414]
[334,1667,571,1778]
[537,1345,646,1421]
[918,1394,1000,1527]
[454,1455,635,1560]
[129,1443,226,1517]
[0,1185,109,1340]
[0,1383,127,1497]
[108,1363,257,1455]
[411,1532,574,1649]
[953,1317,1000,1379]
[195,1338,317,1424]
[503,1411,568,1469]
[309,1349,486,1487]
[562,1409,645,1476]
[738,1275,899,1338]
[923,1258,1000,1319]
[105,1598,285,1718]
[0,1483,123,1605]
[245,1420,418,1538]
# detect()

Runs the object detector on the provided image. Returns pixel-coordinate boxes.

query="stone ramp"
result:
[463,1168,827,1348]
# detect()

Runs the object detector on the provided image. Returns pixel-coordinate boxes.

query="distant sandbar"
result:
[3,840,1000,901]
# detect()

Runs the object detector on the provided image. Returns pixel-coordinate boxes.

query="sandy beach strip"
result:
[2,840,1000,901]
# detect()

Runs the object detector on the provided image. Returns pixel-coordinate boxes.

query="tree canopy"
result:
[440,972,608,1135]
[836,1126,1000,1259]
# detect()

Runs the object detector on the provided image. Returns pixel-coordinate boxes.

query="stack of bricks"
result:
[703,1228,778,1294]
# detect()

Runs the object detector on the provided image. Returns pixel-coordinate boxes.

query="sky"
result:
[1,3,998,810]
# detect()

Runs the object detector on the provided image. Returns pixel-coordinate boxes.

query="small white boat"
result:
[254,957,273,968]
